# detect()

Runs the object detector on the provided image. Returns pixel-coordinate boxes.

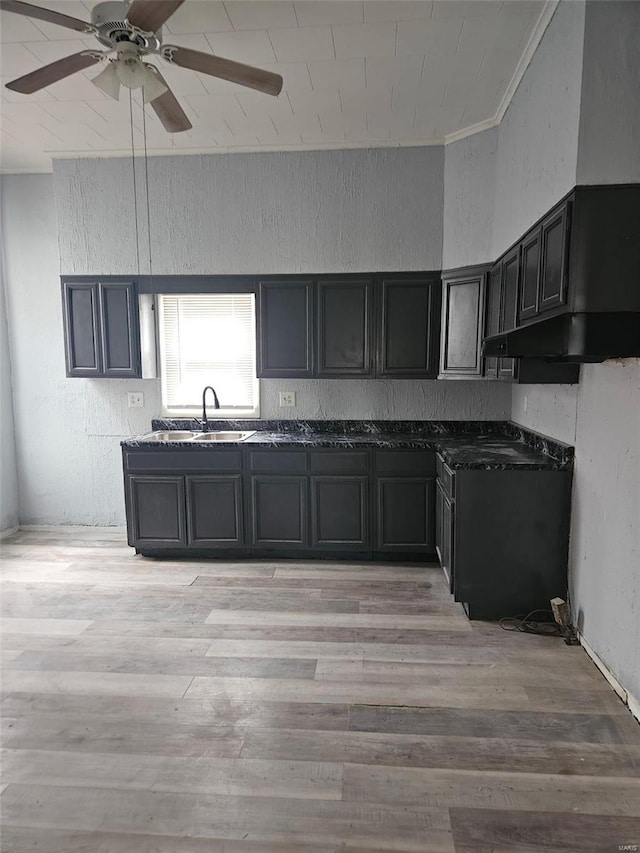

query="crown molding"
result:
[444,0,560,146]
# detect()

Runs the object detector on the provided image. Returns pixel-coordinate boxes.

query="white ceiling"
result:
[0,0,549,172]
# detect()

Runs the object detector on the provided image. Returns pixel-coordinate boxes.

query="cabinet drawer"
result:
[376,450,435,476]
[248,450,307,473]
[309,451,369,474]
[125,450,241,473]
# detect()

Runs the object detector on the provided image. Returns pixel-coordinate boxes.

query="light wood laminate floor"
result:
[1,529,639,852]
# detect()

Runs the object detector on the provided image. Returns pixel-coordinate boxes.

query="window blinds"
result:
[158,293,257,413]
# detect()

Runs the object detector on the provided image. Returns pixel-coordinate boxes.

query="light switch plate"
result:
[128,392,144,408]
[279,391,296,407]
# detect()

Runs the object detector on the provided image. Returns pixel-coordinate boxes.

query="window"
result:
[158,293,259,417]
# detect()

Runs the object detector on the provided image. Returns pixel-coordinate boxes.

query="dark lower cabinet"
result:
[62,280,140,378]
[128,475,186,548]
[250,475,308,547]
[437,467,571,620]
[186,475,243,546]
[311,476,369,548]
[376,477,435,551]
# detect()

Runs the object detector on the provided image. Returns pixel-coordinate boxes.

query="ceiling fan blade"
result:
[147,68,192,132]
[126,0,185,32]
[162,45,283,97]
[5,52,102,94]
[0,0,92,33]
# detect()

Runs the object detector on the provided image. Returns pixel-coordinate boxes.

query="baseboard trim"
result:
[578,631,640,724]
[18,524,127,534]
[0,526,19,540]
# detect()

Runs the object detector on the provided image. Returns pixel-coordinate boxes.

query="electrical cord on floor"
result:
[499,609,564,637]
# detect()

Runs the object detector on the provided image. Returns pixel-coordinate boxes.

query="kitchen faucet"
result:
[201,385,220,431]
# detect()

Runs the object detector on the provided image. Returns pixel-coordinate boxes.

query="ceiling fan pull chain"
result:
[129,88,141,280]
[141,94,154,283]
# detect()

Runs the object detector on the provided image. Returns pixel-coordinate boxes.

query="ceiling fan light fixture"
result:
[91,61,120,100]
[141,65,168,103]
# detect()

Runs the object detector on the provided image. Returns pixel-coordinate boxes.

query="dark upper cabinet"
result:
[519,226,542,323]
[498,247,519,380]
[484,265,501,379]
[439,268,487,378]
[258,274,440,380]
[63,280,140,378]
[539,201,570,314]
[378,276,441,378]
[317,279,372,376]
[186,475,244,547]
[257,280,314,377]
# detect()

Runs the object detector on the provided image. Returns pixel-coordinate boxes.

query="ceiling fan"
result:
[0,0,284,132]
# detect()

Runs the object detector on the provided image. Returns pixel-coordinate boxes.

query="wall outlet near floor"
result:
[279,391,296,408]
[127,392,144,408]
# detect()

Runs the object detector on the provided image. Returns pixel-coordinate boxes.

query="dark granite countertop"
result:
[121,420,573,471]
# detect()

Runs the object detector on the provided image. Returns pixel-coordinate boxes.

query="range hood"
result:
[483,312,640,363]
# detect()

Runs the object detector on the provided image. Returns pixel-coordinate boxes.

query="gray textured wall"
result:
[569,363,640,701]
[577,1,640,185]
[0,255,19,532]
[54,146,444,276]
[442,128,497,270]
[506,1,640,704]
[492,0,585,257]
[261,378,510,420]
[511,383,579,446]
[1,175,161,527]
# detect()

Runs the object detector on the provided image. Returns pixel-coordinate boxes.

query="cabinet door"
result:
[311,476,369,548]
[379,277,441,378]
[250,476,308,547]
[439,273,485,377]
[435,478,444,563]
[62,282,102,377]
[484,265,502,378]
[376,477,435,552]
[186,475,243,547]
[442,493,454,594]
[317,279,372,376]
[498,248,519,380]
[128,475,186,548]
[258,280,313,377]
[99,282,141,378]
[539,202,570,313]
[519,227,541,322]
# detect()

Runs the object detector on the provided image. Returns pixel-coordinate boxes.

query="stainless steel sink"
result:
[140,431,198,441]
[191,431,256,442]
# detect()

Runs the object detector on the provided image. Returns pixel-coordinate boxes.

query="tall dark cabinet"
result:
[316,278,373,376]
[378,276,441,378]
[439,266,488,378]
[62,280,140,378]
[257,279,314,377]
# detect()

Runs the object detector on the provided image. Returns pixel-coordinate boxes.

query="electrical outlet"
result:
[279,391,296,407]
[523,395,528,413]
[128,392,144,408]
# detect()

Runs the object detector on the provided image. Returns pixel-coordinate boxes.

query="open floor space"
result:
[1,529,639,852]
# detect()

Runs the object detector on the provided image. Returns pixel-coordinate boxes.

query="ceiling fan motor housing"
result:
[91,1,162,53]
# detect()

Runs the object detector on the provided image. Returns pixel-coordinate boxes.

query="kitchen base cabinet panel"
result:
[451,469,571,620]
[186,475,244,547]
[127,476,186,549]
[376,478,435,552]
[311,476,369,548]
[250,476,308,547]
